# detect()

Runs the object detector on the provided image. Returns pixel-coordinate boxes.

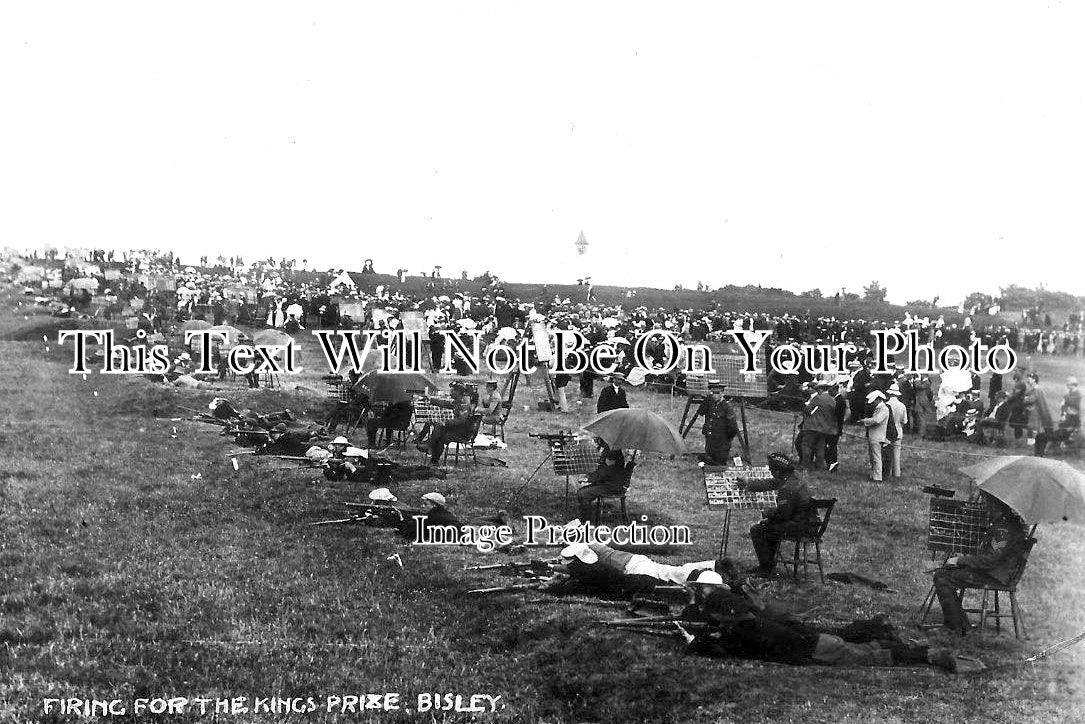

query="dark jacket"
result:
[955,514,1030,586]
[597,385,629,414]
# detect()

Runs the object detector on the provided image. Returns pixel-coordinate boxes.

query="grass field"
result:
[2,289,1085,723]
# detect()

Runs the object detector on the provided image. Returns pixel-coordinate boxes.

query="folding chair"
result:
[376,416,412,448]
[593,461,636,523]
[482,401,513,442]
[775,498,837,583]
[442,414,484,466]
[958,537,1036,639]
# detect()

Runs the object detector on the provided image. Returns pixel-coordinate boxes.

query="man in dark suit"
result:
[596,373,630,414]
[933,493,1031,634]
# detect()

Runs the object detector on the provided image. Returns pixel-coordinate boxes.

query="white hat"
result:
[866,390,885,402]
[887,384,901,396]
[368,488,397,502]
[331,436,349,445]
[421,492,446,506]
[693,570,725,586]
[559,543,599,564]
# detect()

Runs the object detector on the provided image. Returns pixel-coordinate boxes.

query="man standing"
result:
[800,380,837,470]
[848,360,872,424]
[698,387,739,465]
[596,373,629,414]
[884,384,908,479]
[738,452,819,578]
[826,377,848,472]
[859,390,889,482]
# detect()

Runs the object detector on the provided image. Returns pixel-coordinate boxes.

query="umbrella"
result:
[457,318,478,330]
[581,408,686,455]
[940,368,973,394]
[496,326,519,341]
[357,370,437,403]
[963,456,1085,525]
[608,336,630,346]
[181,319,212,333]
[209,325,247,345]
[601,317,619,328]
[69,277,99,291]
[254,329,292,347]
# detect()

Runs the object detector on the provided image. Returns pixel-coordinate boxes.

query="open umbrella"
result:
[253,329,292,347]
[940,368,973,394]
[581,408,686,455]
[608,336,630,346]
[209,325,247,345]
[457,318,478,330]
[496,326,519,341]
[181,319,212,333]
[357,370,437,403]
[601,317,620,328]
[963,456,1085,525]
[69,277,99,292]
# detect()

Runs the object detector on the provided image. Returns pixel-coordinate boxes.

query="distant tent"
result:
[16,265,47,282]
[330,270,357,290]
[68,277,100,292]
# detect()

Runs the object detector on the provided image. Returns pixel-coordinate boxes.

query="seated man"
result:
[738,452,819,578]
[418,385,477,465]
[479,380,504,425]
[932,492,1031,635]
[326,372,369,433]
[683,570,957,672]
[975,391,1011,445]
[366,399,414,447]
[576,446,628,523]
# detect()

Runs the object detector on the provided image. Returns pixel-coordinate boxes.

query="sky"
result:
[3,2,1084,305]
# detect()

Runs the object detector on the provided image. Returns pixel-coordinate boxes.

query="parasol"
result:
[963,456,1085,525]
[209,325,247,346]
[253,329,293,347]
[581,408,686,455]
[357,370,438,403]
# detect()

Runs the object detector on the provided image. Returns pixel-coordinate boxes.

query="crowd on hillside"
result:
[5,247,1084,362]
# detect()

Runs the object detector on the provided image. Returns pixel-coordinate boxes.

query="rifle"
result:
[310,516,370,527]
[467,581,552,595]
[523,597,628,608]
[464,558,560,572]
[596,614,686,625]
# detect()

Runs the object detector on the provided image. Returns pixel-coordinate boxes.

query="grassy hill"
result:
[2,287,1085,723]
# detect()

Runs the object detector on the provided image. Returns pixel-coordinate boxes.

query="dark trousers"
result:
[577,483,621,523]
[700,433,733,465]
[933,566,1002,633]
[579,372,594,398]
[1034,427,1064,456]
[750,520,812,571]
[801,431,828,469]
[825,434,840,467]
[427,420,472,463]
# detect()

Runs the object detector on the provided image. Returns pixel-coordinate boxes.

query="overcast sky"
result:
[3,3,1083,304]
